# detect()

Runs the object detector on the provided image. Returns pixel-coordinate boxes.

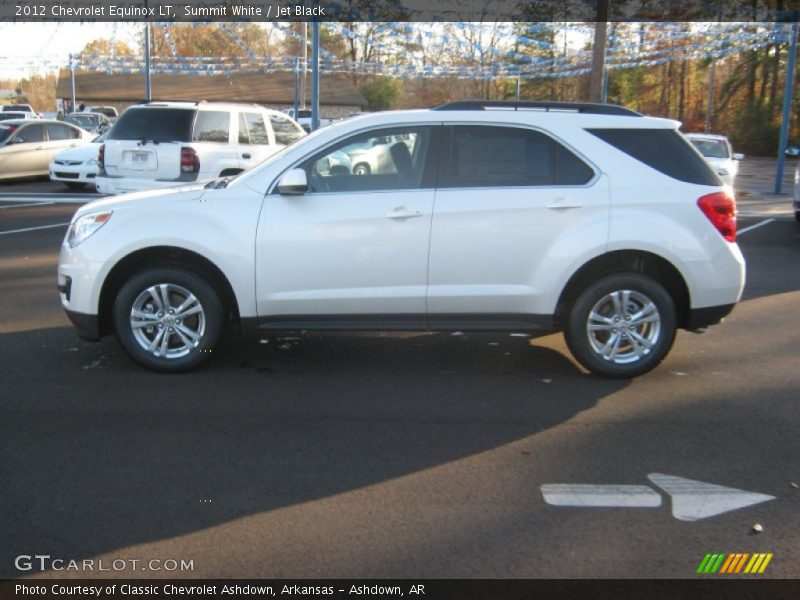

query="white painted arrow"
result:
[648,473,775,521]
[541,474,775,521]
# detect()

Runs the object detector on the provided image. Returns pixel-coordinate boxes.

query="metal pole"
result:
[311,21,320,131]
[144,21,152,101]
[69,53,76,113]
[774,19,799,194]
[293,58,300,119]
[601,66,609,103]
[301,22,308,109]
[515,74,521,101]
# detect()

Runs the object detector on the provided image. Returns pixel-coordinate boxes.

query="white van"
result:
[95,101,306,194]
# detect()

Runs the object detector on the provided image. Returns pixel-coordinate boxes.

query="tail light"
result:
[98,144,104,169]
[697,192,736,242]
[180,147,200,173]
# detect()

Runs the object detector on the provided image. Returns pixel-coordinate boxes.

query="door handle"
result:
[34,146,44,150]
[242,153,251,159]
[546,196,584,210]
[385,207,423,220]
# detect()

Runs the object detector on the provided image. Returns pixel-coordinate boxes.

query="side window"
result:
[14,124,45,144]
[46,124,73,141]
[443,126,593,188]
[269,114,305,146]
[238,113,249,144]
[297,126,431,193]
[192,111,230,143]
[244,113,270,145]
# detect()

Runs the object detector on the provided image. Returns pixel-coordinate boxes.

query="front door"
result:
[255,125,439,325]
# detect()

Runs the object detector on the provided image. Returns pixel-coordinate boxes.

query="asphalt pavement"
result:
[0,164,799,580]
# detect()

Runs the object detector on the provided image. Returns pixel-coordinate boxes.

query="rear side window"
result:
[587,128,720,186]
[244,113,270,145]
[47,124,79,140]
[109,108,193,142]
[269,114,305,146]
[192,111,230,143]
[442,126,594,188]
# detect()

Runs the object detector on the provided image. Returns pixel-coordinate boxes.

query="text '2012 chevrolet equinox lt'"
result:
[58,101,744,378]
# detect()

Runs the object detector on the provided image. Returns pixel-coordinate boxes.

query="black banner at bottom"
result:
[3,579,800,600]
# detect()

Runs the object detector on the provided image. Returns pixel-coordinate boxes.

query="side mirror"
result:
[276,168,308,195]
[733,153,744,161]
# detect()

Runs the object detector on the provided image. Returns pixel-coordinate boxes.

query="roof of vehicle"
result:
[685,132,730,141]
[67,111,106,118]
[1,118,80,125]
[132,101,287,113]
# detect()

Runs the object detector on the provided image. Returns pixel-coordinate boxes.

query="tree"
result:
[359,77,401,110]
[80,39,134,57]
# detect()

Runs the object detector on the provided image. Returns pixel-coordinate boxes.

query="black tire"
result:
[65,182,86,190]
[795,210,800,222]
[353,163,371,176]
[113,267,223,372]
[564,273,677,378]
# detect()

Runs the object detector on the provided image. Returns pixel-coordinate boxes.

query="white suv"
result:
[59,101,745,378]
[95,101,305,194]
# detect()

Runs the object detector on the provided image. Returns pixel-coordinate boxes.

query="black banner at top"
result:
[4,0,800,22]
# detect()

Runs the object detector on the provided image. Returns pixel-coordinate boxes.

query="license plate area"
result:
[124,150,156,171]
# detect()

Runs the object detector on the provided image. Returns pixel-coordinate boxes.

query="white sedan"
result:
[685,133,744,186]
[49,133,106,190]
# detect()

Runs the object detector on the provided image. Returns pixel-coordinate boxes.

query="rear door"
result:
[103,107,194,181]
[427,124,608,323]
[45,123,82,163]
[236,111,279,171]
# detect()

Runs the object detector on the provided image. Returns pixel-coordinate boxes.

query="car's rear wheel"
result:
[564,273,677,378]
[795,210,800,222]
[113,267,222,372]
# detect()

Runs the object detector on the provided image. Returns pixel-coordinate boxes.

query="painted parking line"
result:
[0,201,56,209]
[0,222,70,236]
[738,218,776,235]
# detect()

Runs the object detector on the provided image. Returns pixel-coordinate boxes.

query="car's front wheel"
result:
[113,267,222,372]
[564,273,677,378]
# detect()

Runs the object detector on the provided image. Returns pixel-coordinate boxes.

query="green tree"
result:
[359,78,401,110]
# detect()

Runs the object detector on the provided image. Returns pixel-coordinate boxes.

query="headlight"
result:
[67,211,112,248]
[85,158,99,166]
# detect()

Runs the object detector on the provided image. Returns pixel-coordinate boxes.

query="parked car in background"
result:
[685,133,743,186]
[96,101,306,194]
[344,133,416,176]
[0,119,93,180]
[1,103,36,114]
[49,132,107,189]
[281,108,332,132]
[59,101,744,378]
[65,112,111,135]
[0,111,39,122]
[793,164,800,221]
[87,106,119,122]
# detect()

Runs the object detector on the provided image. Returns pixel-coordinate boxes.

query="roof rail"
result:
[432,100,642,117]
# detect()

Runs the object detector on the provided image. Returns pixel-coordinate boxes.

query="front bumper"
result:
[64,308,101,341]
[49,163,99,184]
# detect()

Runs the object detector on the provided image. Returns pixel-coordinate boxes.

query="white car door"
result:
[237,111,279,171]
[255,125,438,324]
[427,124,610,325]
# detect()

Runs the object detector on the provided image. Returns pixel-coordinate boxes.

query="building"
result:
[56,70,367,117]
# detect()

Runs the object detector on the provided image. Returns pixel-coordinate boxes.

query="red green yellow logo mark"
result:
[697,552,773,574]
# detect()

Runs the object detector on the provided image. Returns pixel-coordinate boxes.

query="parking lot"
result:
[1,158,799,579]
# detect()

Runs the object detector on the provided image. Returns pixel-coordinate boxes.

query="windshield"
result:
[66,114,98,127]
[108,107,194,142]
[0,113,24,121]
[690,138,730,159]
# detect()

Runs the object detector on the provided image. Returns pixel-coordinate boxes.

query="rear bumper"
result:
[685,303,736,329]
[64,309,101,341]
[95,173,200,194]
